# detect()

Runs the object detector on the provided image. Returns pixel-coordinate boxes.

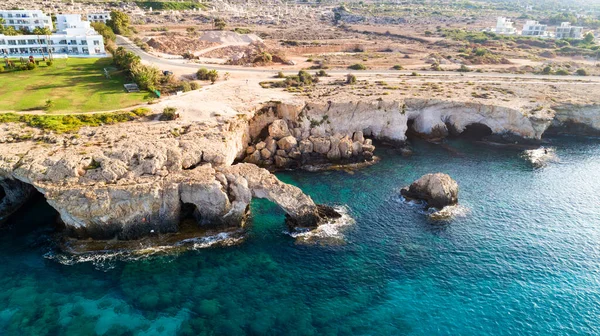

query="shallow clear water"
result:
[2,136,600,335]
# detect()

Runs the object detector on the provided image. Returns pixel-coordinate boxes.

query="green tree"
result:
[33,27,52,35]
[131,63,161,91]
[584,32,595,44]
[107,10,130,35]
[3,26,20,36]
[91,22,116,42]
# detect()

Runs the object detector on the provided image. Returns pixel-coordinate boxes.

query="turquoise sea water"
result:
[2,136,600,335]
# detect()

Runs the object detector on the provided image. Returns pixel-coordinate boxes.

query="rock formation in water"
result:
[401,173,459,208]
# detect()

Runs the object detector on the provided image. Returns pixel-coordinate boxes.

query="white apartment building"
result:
[555,22,583,39]
[87,13,110,24]
[56,14,84,32]
[0,10,53,32]
[491,17,517,35]
[521,20,548,37]
[0,13,105,57]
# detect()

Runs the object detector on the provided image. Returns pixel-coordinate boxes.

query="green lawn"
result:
[0,58,149,113]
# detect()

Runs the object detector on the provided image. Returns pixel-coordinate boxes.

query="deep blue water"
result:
[1,136,600,335]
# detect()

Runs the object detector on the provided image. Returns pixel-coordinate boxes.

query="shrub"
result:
[44,100,54,111]
[131,107,150,116]
[576,68,588,76]
[0,65,4,73]
[207,69,219,83]
[316,70,328,77]
[46,61,53,67]
[161,107,178,121]
[233,28,251,34]
[348,63,367,70]
[457,64,472,72]
[410,72,419,76]
[26,62,36,70]
[197,68,209,80]
[346,74,356,84]
[297,70,313,85]
[392,64,403,70]
[542,66,553,74]
[19,65,28,71]
[554,69,570,75]
[253,52,272,63]
[181,81,192,92]
[277,71,285,78]
[190,82,200,90]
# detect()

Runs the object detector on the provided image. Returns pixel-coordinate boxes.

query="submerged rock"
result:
[401,173,459,208]
[522,147,557,168]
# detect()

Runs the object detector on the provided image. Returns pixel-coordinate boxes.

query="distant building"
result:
[491,17,517,35]
[555,22,583,39]
[522,20,548,37]
[0,13,105,57]
[86,13,110,24]
[0,10,53,32]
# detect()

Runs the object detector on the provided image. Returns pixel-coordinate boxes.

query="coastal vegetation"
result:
[0,108,149,133]
[0,58,147,113]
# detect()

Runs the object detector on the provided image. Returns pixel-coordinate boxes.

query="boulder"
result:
[299,139,314,154]
[246,146,255,154]
[255,142,266,151]
[268,120,291,140]
[277,136,297,151]
[327,136,341,161]
[260,148,272,159]
[352,141,363,156]
[276,149,288,157]
[289,148,301,159]
[401,173,458,208]
[265,137,277,154]
[244,150,261,164]
[362,144,375,153]
[353,131,365,143]
[310,137,330,154]
[274,155,291,168]
[338,137,353,159]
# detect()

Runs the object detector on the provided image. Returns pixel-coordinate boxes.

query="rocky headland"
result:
[1,93,599,250]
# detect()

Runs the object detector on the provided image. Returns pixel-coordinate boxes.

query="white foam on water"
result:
[177,231,245,250]
[427,204,471,221]
[522,146,559,168]
[287,206,355,244]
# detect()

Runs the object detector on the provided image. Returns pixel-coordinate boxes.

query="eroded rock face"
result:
[401,173,459,208]
[0,178,35,224]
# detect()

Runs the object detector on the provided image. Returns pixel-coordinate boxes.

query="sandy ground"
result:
[152,78,296,121]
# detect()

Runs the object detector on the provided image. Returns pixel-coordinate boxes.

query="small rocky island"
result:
[401,173,459,209]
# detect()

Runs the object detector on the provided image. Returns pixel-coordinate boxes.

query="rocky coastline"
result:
[1,97,599,251]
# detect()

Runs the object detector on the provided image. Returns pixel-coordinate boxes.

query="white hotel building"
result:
[87,13,110,24]
[0,12,106,57]
[0,10,53,32]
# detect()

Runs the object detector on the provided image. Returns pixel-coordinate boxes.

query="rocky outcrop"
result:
[244,116,376,169]
[401,173,459,208]
[0,118,334,242]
